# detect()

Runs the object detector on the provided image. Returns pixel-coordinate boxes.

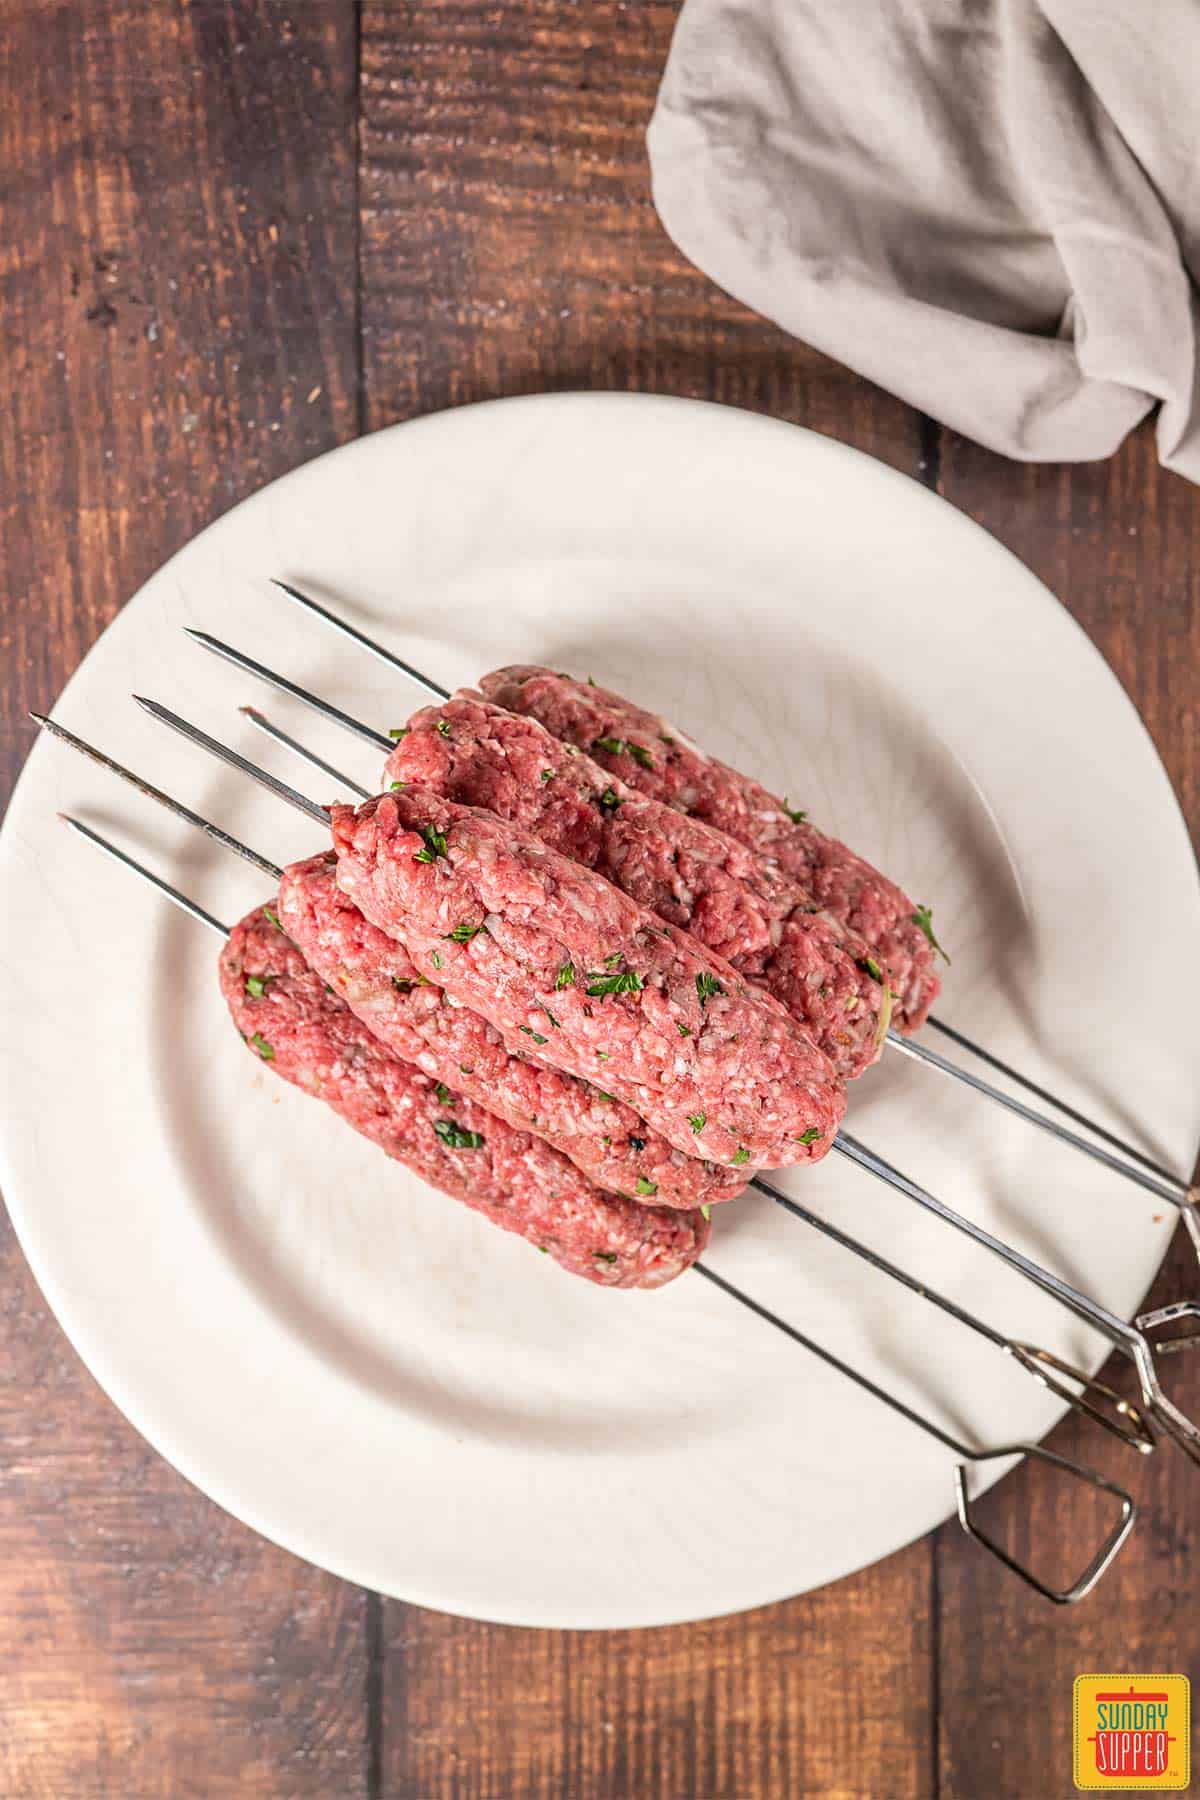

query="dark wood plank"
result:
[359,0,918,475]
[360,7,933,1796]
[931,425,1200,1799]
[0,3,364,1794]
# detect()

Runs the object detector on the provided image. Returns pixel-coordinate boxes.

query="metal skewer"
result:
[33,710,1153,1456]
[181,621,1195,1220]
[263,578,1197,1202]
[52,805,1142,1601]
[82,697,1200,1466]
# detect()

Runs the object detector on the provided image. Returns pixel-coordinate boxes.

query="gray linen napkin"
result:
[648,0,1200,477]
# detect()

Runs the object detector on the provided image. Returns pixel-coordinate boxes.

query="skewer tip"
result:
[29,710,50,728]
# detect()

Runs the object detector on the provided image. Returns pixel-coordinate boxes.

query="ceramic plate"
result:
[2,394,1197,1627]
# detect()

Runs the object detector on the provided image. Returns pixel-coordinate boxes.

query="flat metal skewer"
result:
[182,623,1193,1216]
[51,806,1143,1602]
[34,710,1153,1457]
[110,698,1200,1464]
[261,577,1195,1204]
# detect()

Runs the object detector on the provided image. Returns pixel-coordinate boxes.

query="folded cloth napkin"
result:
[648,0,1200,478]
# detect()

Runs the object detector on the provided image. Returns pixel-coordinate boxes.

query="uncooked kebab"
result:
[278,851,743,1209]
[478,665,943,1028]
[329,787,847,1172]
[385,690,891,1079]
[223,900,709,1287]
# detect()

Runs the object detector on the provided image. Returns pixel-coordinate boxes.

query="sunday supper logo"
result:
[1073,1675,1190,1790]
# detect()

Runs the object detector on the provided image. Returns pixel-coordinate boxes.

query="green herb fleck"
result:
[603,952,623,968]
[249,1032,275,1062]
[543,1008,560,1028]
[435,718,451,737]
[435,1082,455,1106]
[388,726,408,741]
[433,1119,485,1149]
[858,955,884,983]
[413,822,449,863]
[389,780,405,791]
[676,1022,691,1038]
[555,961,575,990]
[781,799,808,824]
[595,1250,618,1263]
[446,920,481,942]
[520,1026,549,1045]
[635,1176,658,1197]
[540,768,554,783]
[659,733,675,747]
[701,1204,712,1222]
[695,971,725,1008]
[687,1112,706,1134]
[587,674,597,687]
[797,1127,822,1146]
[592,736,626,757]
[911,902,950,963]
[538,1245,549,1254]
[595,1090,616,1103]
[430,950,443,970]
[262,905,280,928]
[596,787,622,813]
[245,975,266,998]
[586,968,645,997]
[596,1051,610,1061]
[731,1147,749,1166]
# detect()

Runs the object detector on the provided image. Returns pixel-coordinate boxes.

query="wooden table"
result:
[2,6,1197,1795]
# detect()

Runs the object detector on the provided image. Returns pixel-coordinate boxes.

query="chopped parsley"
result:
[687,1112,706,1134]
[659,733,675,747]
[695,971,724,1008]
[731,1147,749,1166]
[595,1090,616,1103]
[555,961,575,990]
[248,1032,274,1062]
[413,823,448,863]
[676,1022,691,1038]
[430,950,443,970]
[435,1082,455,1106]
[592,735,654,770]
[586,675,597,687]
[596,787,622,813]
[543,1008,560,1028]
[519,1026,549,1045]
[796,1127,822,1146]
[912,902,950,963]
[596,1050,610,1060]
[262,905,281,928]
[388,726,408,741]
[433,1120,484,1150]
[604,951,623,968]
[595,1250,618,1264]
[389,780,405,791]
[245,975,266,998]
[540,768,554,784]
[635,1176,658,1197]
[781,799,807,824]
[857,955,884,983]
[445,920,481,942]
[586,968,645,997]
[700,1204,712,1222]
[435,718,451,737]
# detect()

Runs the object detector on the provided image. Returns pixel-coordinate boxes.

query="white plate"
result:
[2,394,1197,1629]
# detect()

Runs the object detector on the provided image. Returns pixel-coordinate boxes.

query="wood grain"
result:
[930,427,1200,1800]
[359,6,933,1797]
[0,3,365,1795]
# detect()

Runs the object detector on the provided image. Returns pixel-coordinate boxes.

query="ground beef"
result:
[479,666,942,1029]
[277,852,742,1210]
[220,903,709,1289]
[330,789,846,1172]
[387,691,888,1077]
